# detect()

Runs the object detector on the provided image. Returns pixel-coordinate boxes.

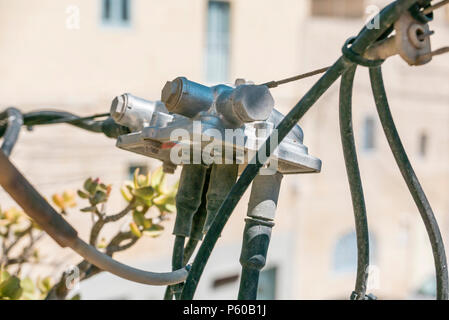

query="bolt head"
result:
[232,85,274,123]
[161,79,181,111]
[110,94,128,122]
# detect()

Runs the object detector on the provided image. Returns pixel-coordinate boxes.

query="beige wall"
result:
[0,0,448,299]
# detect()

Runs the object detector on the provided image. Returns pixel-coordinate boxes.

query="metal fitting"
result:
[112,78,321,175]
[173,165,208,237]
[246,172,283,221]
[161,77,274,127]
[215,84,274,127]
[363,11,436,66]
[111,93,169,131]
[203,164,239,234]
[162,77,214,118]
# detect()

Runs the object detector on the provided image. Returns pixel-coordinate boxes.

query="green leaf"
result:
[83,178,93,193]
[71,293,81,300]
[129,222,142,238]
[151,167,165,191]
[92,190,108,205]
[133,186,154,200]
[80,206,97,213]
[0,269,10,283]
[87,179,99,195]
[152,194,168,205]
[136,197,152,207]
[77,190,89,199]
[37,277,52,293]
[132,211,146,227]
[142,224,164,238]
[120,186,133,202]
[164,203,176,213]
[97,238,107,249]
[0,276,23,300]
[156,202,176,214]
[133,168,141,188]
[143,218,152,229]
[20,277,35,294]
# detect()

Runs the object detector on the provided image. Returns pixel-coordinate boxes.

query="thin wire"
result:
[420,46,449,60]
[259,0,449,90]
[261,66,330,88]
[423,0,449,14]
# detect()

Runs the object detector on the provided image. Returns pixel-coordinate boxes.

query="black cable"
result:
[0,109,130,139]
[171,236,186,300]
[183,239,199,265]
[22,110,105,133]
[0,108,24,157]
[369,66,448,300]
[34,112,110,125]
[339,65,370,300]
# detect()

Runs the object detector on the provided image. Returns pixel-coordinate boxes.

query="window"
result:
[418,133,428,158]
[311,0,365,18]
[128,163,148,180]
[257,267,277,300]
[206,1,231,83]
[333,231,376,273]
[212,273,239,289]
[362,116,376,151]
[101,0,131,27]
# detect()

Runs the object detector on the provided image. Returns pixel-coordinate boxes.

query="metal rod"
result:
[420,46,449,60]
[369,66,449,300]
[423,0,449,14]
[339,65,370,300]
[261,66,330,88]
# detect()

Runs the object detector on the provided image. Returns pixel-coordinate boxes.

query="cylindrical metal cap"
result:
[161,77,214,118]
[110,93,157,131]
[110,94,128,122]
[216,85,275,126]
[232,85,274,123]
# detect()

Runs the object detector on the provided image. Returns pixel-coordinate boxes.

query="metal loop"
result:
[342,37,385,68]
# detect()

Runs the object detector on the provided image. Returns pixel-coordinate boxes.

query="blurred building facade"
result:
[0,0,448,299]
